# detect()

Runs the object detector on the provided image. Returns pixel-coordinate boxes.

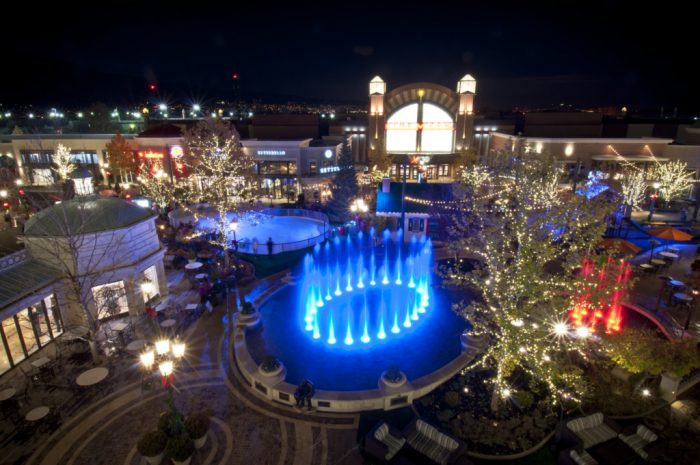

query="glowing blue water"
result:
[249,266,468,390]
[301,231,433,348]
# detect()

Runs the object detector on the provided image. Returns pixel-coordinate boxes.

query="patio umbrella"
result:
[648,226,694,241]
[599,238,641,254]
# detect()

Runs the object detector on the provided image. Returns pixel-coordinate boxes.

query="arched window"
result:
[385,103,454,153]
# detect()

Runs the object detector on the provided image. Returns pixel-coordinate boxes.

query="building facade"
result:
[367,75,476,182]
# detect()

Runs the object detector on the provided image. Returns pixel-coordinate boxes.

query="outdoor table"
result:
[110,322,128,332]
[25,406,50,422]
[650,259,666,266]
[160,319,177,328]
[587,437,639,465]
[185,304,199,311]
[126,339,146,352]
[185,262,203,271]
[61,326,89,340]
[659,251,679,259]
[195,273,208,281]
[0,388,16,401]
[76,367,109,387]
[668,247,681,254]
[639,263,654,270]
[669,280,685,287]
[31,357,51,369]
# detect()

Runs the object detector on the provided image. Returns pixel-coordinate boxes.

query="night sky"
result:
[3,1,696,113]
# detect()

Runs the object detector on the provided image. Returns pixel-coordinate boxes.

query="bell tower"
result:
[368,76,386,162]
[455,74,476,150]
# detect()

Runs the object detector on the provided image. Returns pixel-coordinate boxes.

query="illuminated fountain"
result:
[301,229,433,347]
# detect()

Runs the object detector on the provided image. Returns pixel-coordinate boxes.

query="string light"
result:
[448,152,631,408]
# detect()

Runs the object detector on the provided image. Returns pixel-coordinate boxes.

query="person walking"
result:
[267,237,274,255]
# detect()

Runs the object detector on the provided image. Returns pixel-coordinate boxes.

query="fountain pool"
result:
[246,230,471,391]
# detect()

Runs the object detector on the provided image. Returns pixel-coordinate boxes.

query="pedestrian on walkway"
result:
[267,237,274,255]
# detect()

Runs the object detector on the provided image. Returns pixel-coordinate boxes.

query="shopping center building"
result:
[367,74,477,181]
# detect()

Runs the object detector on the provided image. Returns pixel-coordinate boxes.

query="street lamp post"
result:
[140,337,186,417]
[228,220,239,313]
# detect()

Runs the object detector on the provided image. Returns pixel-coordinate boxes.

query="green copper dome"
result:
[23,195,154,236]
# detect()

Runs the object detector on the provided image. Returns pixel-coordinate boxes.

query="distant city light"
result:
[148,83,157,91]
[28,113,34,119]
[248,112,253,117]
[77,112,84,118]
[159,103,167,111]
[192,104,201,112]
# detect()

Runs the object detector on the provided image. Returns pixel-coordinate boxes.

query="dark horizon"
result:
[2,1,696,114]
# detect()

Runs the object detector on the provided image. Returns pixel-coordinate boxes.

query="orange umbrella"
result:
[599,238,641,254]
[648,226,694,241]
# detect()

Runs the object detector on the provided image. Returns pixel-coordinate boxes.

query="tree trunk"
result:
[490,386,501,412]
[87,330,101,363]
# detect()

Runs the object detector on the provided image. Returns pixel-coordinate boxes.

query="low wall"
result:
[233,317,481,413]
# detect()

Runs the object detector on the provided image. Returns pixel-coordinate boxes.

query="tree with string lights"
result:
[327,137,359,223]
[52,144,75,181]
[181,118,256,270]
[650,160,695,203]
[137,169,180,217]
[619,168,648,218]
[448,151,627,411]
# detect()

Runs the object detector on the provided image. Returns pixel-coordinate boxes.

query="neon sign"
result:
[320,166,340,174]
[138,151,164,160]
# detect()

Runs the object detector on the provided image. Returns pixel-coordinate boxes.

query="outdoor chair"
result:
[618,424,662,460]
[364,421,406,463]
[560,413,621,450]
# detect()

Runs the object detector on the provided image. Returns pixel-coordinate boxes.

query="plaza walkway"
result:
[0,272,363,465]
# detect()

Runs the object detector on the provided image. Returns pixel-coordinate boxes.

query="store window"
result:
[438,164,450,176]
[16,308,40,356]
[70,151,98,165]
[2,317,25,366]
[92,281,129,320]
[0,337,10,375]
[32,168,54,185]
[142,265,160,304]
[0,294,63,375]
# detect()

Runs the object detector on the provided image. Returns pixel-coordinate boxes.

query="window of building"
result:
[0,336,10,375]
[438,164,450,176]
[70,151,98,165]
[31,168,54,185]
[16,308,40,355]
[386,103,454,153]
[0,294,63,375]
[92,281,129,320]
[390,165,397,176]
[408,218,425,232]
[142,265,160,304]
[309,161,317,175]
[2,317,25,367]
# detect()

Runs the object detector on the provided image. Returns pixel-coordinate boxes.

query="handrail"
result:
[236,208,330,255]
